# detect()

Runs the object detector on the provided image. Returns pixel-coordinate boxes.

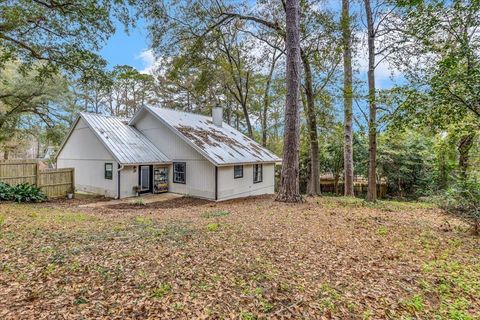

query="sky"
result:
[100,19,154,73]
[99,14,402,90]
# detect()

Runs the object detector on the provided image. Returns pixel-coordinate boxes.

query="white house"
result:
[56,106,281,201]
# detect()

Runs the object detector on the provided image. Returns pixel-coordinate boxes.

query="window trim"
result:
[173,162,186,184]
[104,163,113,180]
[234,165,244,179]
[253,164,263,183]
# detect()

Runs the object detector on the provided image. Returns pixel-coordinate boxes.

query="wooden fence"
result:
[0,160,74,198]
[319,180,388,198]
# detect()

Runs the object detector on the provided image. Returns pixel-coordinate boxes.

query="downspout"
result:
[117,164,124,199]
[215,166,218,201]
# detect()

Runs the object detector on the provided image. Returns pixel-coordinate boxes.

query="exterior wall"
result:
[120,165,138,198]
[217,163,275,201]
[134,110,216,199]
[57,118,118,198]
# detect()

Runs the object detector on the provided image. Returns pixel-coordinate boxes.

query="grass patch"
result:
[151,283,172,299]
[401,294,424,313]
[377,226,388,236]
[321,196,437,212]
[207,223,219,232]
[203,210,230,218]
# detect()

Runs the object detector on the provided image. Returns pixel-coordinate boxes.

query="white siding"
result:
[134,110,216,199]
[57,118,118,198]
[120,166,138,198]
[217,163,275,201]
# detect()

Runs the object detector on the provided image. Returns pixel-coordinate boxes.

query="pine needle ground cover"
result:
[0,196,478,319]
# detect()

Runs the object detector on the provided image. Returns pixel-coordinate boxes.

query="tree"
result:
[219,1,340,197]
[342,0,354,196]
[0,0,132,75]
[364,0,378,202]
[391,0,480,179]
[262,47,282,147]
[276,0,302,202]
[0,61,71,150]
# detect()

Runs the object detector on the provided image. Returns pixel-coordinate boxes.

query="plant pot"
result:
[67,193,74,200]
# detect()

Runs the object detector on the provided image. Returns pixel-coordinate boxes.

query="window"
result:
[105,163,113,180]
[234,165,243,179]
[253,164,263,183]
[173,162,186,184]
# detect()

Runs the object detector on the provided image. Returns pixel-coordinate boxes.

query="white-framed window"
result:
[234,165,243,179]
[253,164,263,183]
[173,162,186,184]
[105,163,113,180]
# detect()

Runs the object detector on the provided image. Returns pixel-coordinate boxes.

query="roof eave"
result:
[120,161,172,166]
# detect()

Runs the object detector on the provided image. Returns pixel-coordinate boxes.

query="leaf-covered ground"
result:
[0,195,478,319]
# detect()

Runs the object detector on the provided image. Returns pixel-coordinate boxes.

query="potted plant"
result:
[133,185,141,197]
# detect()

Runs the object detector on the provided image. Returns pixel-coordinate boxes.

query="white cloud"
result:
[136,48,161,74]
[355,42,402,89]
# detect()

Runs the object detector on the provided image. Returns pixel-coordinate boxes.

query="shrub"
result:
[131,198,146,206]
[0,182,47,203]
[439,179,480,235]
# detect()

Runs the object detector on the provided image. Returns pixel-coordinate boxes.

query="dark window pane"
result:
[253,164,262,183]
[234,165,243,178]
[105,163,113,180]
[173,162,186,183]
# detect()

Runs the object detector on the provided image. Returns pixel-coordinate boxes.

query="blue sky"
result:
[100,20,152,71]
[100,16,401,89]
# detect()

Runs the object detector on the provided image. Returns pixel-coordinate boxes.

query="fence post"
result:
[71,168,75,194]
[35,161,40,187]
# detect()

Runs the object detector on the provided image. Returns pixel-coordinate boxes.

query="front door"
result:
[139,165,152,194]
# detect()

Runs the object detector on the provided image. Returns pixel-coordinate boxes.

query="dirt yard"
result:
[0,195,478,319]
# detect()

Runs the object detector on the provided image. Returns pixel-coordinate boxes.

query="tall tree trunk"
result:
[301,52,321,196]
[458,132,475,179]
[342,0,354,197]
[262,49,279,147]
[365,0,377,202]
[276,0,302,203]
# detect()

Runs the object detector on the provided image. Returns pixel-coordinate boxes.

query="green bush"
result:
[0,182,47,203]
[439,179,480,235]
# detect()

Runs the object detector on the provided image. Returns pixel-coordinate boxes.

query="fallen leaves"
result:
[0,195,478,319]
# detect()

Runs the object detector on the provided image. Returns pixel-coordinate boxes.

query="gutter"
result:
[117,164,125,199]
[215,166,218,201]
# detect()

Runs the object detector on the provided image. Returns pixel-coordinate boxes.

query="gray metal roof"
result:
[80,112,170,165]
[131,106,281,166]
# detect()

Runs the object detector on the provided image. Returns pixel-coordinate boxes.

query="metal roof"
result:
[78,113,170,165]
[131,106,281,166]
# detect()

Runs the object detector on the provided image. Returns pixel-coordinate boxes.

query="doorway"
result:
[138,165,153,194]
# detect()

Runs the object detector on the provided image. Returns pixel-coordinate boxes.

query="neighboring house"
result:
[56,106,281,201]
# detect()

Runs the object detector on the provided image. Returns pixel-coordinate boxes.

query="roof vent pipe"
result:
[212,105,223,127]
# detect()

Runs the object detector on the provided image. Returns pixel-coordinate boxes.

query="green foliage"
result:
[439,178,480,234]
[151,283,172,299]
[401,294,424,313]
[0,182,46,203]
[377,129,436,197]
[0,1,133,74]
